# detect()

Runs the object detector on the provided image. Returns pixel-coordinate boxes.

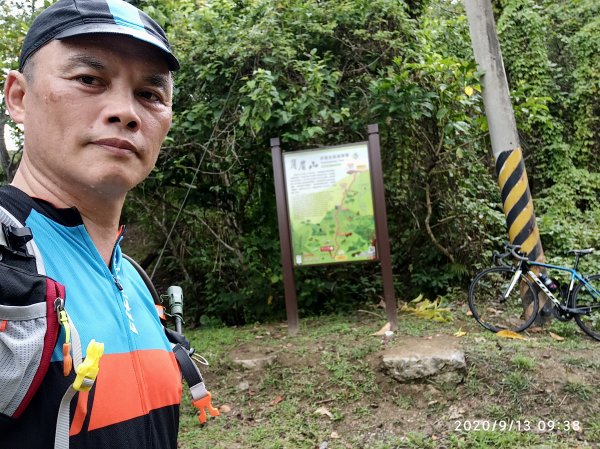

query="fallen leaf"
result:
[219,404,232,414]
[466,310,473,316]
[270,395,284,406]
[314,406,333,419]
[549,332,565,341]
[454,329,467,337]
[371,322,391,336]
[496,330,525,340]
[330,431,340,439]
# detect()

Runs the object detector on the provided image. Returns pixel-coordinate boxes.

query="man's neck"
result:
[11,167,125,266]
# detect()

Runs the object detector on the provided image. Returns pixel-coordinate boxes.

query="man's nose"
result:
[105,91,141,131]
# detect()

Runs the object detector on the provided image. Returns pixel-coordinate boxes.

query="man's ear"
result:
[3,70,27,125]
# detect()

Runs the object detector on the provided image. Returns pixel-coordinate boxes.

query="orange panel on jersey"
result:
[83,350,181,432]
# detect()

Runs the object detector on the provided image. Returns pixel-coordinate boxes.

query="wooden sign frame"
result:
[271,124,396,334]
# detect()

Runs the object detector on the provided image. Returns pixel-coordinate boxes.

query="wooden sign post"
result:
[270,137,300,335]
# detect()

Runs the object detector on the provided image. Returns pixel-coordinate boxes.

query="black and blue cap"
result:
[19,0,179,71]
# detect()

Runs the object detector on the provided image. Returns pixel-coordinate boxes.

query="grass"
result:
[511,354,536,371]
[176,308,600,448]
[563,381,594,402]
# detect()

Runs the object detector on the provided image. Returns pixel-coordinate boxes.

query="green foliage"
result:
[496,0,600,272]
[124,0,599,324]
[2,0,596,323]
[0,0,47,182]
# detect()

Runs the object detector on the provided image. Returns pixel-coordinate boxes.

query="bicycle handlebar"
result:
[504,242,529,262]
[503,242,596,266]
[493,249,512,267]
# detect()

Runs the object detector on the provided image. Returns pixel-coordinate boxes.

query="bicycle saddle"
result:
[568,248,595,256]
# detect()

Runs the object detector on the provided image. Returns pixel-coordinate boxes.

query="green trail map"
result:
[283,143,377,266]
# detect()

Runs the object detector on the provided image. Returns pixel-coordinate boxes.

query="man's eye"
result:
[78,75,100,86]
[139,90,161,102]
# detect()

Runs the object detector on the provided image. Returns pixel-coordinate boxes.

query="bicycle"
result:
[468,242,600,340]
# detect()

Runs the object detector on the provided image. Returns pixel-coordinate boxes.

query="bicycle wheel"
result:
[468,266,539,333]
[573,274,600,341]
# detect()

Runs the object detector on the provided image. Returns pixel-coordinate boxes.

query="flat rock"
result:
[232,354,277,369]
[230,344,278,370]
[380,336,466,383]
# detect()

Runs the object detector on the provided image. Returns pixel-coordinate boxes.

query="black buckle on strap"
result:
[0,223,34,258]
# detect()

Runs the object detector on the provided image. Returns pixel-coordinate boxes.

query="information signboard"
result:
[283,142,377,266]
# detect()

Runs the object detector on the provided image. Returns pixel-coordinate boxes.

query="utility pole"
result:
[464,0,544,263]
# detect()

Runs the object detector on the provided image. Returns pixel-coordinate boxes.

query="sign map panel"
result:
[283,142,377,266]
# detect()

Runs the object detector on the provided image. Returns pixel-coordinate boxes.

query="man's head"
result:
[4,0,178,204]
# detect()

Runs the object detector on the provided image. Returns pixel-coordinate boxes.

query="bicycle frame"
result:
[529,261,578,306]
[504,259,600,312]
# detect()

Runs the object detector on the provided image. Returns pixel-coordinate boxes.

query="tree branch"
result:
[424,181,454,263]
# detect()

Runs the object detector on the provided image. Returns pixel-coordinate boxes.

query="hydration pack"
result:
[0,207,68,424]
[0,205,93,449]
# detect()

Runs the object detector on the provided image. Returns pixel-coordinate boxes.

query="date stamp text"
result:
[454,420,581,433]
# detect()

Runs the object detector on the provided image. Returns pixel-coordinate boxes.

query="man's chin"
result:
[85,175,140,200]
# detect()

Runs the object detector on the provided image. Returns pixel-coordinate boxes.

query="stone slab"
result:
[380,335,466,383]
[231,353,277,370]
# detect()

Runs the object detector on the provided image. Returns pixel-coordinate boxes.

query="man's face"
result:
[18,35,173,199]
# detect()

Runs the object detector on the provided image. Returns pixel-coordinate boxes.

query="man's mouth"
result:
[93,138,138,154]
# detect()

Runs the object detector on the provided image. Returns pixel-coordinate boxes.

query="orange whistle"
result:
[63,343,73,376]
[192,392,220,424]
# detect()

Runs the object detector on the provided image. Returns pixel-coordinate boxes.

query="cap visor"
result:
[56,24,179,71]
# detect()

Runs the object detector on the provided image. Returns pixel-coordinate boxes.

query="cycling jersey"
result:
[0,185,182,449]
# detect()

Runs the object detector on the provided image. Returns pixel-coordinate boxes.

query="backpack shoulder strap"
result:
[0,205,46,274]
[122,253,219,424]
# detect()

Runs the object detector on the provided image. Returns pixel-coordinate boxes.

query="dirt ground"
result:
[185,308,600,448]
[122,225,600,447]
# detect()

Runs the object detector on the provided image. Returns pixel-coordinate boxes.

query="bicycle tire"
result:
[468,266,539,333]
[573,274,600,341]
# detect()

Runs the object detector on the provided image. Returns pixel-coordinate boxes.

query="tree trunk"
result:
[0,112,14,182]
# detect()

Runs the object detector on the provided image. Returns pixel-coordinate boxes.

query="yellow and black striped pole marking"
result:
[496,147,549,321]
[496,147,544,263]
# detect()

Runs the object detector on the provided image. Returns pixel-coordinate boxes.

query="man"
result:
[1,0,183,447]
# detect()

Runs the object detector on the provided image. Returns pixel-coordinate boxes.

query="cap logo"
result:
[106,0,145,32]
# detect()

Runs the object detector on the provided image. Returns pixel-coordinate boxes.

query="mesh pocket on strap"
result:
[0,263,63,421]
[0,303,47,416]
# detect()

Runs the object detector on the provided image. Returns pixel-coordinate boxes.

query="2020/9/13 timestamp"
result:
[454,420,581,432]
